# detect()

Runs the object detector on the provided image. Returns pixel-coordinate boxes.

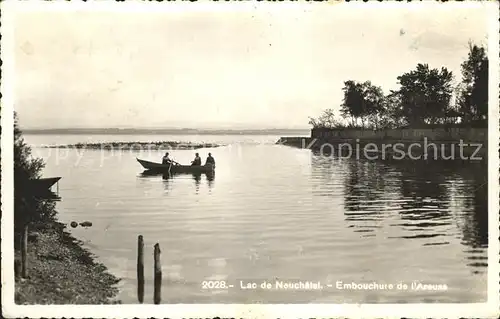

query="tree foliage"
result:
[391,63,454,126]
[458,43,488,125]
[309,43,487,129]
[340,81,385,128]
[13,112,56,232]
[308,108,344,129]
[378,90,406,129]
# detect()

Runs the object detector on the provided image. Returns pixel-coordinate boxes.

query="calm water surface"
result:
[26,134,488,303]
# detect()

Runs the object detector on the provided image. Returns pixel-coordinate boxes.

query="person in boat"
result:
[205,153,215,166]
[191,153,202,166]
[162,152,172,165]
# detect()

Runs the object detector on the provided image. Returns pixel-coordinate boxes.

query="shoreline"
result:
[15,221,120,304]
[277,136,488,160]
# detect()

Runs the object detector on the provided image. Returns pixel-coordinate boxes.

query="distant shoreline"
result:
[23,128,311,136]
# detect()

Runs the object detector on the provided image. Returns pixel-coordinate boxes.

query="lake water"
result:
[25,134,488,303]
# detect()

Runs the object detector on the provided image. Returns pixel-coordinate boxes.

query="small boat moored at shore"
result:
[136,158,215,174]
[28,177,62,190]
[26,177,62,201]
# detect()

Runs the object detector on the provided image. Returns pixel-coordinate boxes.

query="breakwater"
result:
[278,128,488,160]
[311,127,487,142]
[43,141,223,150]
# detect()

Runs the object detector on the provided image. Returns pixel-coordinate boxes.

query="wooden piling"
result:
[21,224,28,278]
[153,243,162,304]
[14,259,21,280]
[137,235,145,303]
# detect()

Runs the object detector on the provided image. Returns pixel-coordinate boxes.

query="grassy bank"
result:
[15,221,120,304]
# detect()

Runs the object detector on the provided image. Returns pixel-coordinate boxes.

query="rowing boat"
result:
[136,158,215,174]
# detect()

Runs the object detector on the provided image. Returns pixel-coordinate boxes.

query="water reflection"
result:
[340,161,389,237]
[139,170,160,178]
[162,173,173,194]
[193,174,201,193]
[138,170,215,194]
[391,162,452,245]
[39,142,488,302]
[455,176,488,249]
[310,154,488,273]
[206,173,215,193]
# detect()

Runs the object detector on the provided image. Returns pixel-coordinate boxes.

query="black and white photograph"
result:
[1,1,499,318]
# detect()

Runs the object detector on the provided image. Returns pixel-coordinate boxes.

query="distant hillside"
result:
[23,128,311,136]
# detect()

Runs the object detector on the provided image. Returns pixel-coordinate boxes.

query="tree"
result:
[363,83,385,129]
[392,63,454,126]
[308,108,344,128]
[458,43,488,126]
[13,112,56,233]
[340,80,364,127]
[340,80,385,128]
[378,90,407,129]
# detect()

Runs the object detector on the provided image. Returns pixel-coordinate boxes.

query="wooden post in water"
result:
[137,235,145,303]
[21,224,28,278]
[153,243,162,304]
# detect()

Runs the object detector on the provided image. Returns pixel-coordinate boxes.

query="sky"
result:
[12,2,491,129]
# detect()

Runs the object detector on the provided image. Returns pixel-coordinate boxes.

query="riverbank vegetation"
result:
[11,113,120,304]
[309,42,488,130]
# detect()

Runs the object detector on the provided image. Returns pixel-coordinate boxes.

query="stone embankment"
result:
[277,128,488,160]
